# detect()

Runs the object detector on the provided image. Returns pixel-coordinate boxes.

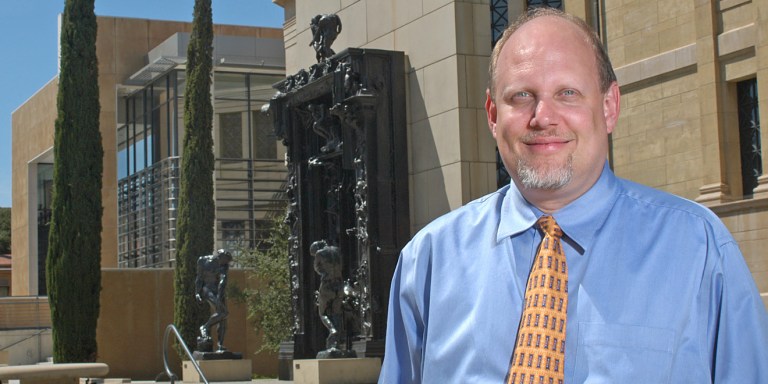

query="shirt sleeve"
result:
[379,245,426,384]
[706,240,768,382]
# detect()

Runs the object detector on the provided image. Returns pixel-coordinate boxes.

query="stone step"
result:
[0,362,109,384]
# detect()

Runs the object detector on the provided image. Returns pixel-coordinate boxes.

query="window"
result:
[117,71,180,268]
[252,111,277,159]
[490,0,508,47]
[219,112,244,159]
[527,0,563,10]
[737,78,762,197]
[117,70,286,268]
[221,220,246,254]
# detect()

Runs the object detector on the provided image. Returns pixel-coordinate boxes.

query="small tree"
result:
[236,217,293,353]
[46,0,103,363]
[0,208,10,254]
[173,0,215,351]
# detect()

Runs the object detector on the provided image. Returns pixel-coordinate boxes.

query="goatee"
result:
[517,155,573,190]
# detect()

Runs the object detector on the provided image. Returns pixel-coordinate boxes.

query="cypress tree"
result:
[174,0,215,351]
[46,0,102,363]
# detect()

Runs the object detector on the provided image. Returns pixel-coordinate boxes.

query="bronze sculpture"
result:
[309,14,342,62]
[268,13,409,367]
[310,240,356,358]
[195,249,232,353]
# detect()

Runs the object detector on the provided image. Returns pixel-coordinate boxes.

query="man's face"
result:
[486,16,620,209]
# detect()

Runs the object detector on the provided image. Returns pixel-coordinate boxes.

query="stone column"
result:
[694,0,734,205]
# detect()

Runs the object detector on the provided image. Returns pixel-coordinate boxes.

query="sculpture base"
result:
[192,350,243,360]
[293,358,380,384]
[182,359,251,383]
[316,347,356,359]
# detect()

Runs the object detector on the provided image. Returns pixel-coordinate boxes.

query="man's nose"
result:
[529,99,557,128]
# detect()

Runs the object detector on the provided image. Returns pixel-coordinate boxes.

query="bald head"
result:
[488,8,616,100]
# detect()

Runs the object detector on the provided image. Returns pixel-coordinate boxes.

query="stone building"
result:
[11,16,286,296]
[271,0,767,307]
[9,15,287,378]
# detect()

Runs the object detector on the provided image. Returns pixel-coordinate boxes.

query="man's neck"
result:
[513,168,605,213]
[521,190,574,214]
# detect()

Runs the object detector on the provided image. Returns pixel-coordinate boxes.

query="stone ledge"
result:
[0,362,109,384]
[615,44,696,88]
[708,196,768,216]
[718,23,755,57]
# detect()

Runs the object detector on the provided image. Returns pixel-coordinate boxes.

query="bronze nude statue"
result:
[309,13,342,62]
[195,249,233,353]
[310,240,355,358]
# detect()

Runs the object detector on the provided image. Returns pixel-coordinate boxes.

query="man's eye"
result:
[509,91,532,102]
[561,89,577,96]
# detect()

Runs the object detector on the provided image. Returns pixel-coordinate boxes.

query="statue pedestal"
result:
[182,358,251,383]
[293,358,380,384]
[191,350,243,360]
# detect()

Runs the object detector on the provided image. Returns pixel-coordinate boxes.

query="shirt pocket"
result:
[574,322,675,384]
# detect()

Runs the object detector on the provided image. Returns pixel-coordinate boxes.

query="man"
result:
[195,249,233,352]
[379,8,768,383]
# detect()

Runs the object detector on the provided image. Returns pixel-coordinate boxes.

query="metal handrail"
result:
[161,324,208,384]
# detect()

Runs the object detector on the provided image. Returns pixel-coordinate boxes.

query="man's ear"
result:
[485,89,498,138]
[603,81,621,134]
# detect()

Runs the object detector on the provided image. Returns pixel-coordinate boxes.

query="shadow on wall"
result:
[406,61,451,232]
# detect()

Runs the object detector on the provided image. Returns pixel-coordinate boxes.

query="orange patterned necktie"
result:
[506,216,567,384]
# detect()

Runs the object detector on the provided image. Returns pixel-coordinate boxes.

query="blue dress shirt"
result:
[379,164,768,383]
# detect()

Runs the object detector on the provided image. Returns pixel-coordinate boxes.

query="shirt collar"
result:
[496,162,620,252]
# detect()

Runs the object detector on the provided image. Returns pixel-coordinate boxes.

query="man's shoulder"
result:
[412,187,508,239]
[399,187,509,265]
[615,177,730,234]
[434,186,506,221]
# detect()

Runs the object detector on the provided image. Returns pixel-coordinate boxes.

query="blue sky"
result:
[0,0,284,208]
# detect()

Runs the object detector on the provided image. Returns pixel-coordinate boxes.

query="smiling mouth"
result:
[521,131,575,149]
[523,138,573,149]
[526,139,570,145]
[519,137,574,156]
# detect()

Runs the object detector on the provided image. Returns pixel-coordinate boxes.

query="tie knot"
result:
[537,215,563,238]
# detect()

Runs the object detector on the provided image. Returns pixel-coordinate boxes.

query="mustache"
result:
[519,130,576,144]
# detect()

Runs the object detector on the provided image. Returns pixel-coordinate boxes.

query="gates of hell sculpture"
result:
[269,24,409,363]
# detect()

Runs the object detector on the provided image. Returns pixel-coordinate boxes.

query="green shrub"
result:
[235,217,293,353]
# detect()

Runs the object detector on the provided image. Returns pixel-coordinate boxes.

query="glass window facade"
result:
[213,72,286,258]
[117,69,286,267]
